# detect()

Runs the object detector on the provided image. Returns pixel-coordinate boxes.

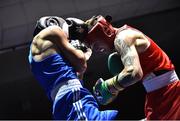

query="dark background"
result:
[0,1,180,120]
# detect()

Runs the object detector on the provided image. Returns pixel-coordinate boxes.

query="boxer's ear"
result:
[105,15,112,23]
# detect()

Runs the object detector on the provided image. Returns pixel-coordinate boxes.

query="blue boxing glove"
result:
[93,78,119,105]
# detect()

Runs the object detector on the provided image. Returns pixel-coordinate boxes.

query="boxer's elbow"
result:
[123,66,143,87]
[134,69,143,81]
[74,54,87,74]
[130,66,143,81]
[76,62,87,74]
[78,64,87,74]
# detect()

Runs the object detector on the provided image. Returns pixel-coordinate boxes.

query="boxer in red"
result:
[84,15,180,120]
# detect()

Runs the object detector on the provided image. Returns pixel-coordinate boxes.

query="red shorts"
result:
[145,80,180,120]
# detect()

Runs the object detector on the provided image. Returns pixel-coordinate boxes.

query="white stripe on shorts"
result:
[72,87,87,120]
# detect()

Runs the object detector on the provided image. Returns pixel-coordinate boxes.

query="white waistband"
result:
[51,79,82,101]
[142,70,179,93]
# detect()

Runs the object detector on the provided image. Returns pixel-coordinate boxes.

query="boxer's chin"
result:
[92,41,111,54]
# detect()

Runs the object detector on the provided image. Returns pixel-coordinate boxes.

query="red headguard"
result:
[85,15,118,49]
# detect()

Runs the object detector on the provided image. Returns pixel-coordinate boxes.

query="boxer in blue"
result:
[28,16,118,120]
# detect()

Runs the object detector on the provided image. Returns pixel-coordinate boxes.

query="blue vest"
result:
[28,48,77,99]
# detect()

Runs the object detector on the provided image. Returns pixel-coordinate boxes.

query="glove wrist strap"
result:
[106,76,124,94]
[113,75,124,91]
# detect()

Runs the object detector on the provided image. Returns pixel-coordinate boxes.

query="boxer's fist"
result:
[93,78,118,105]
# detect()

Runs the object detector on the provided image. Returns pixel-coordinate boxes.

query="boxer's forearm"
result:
[106,67,140,94]
[111,33,143,91]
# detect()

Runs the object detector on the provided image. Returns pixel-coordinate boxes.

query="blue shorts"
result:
[52,79,118,120]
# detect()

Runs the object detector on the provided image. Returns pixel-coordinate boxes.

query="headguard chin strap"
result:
[85,15,118,49]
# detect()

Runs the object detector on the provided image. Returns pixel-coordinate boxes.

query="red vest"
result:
[119,25,175,78]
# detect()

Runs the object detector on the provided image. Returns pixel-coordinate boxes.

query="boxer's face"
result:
[85,15,116,52]
[85,15,101,30]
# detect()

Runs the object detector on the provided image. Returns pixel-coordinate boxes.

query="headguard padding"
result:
[33,16,66,37]
[85,15,118,49]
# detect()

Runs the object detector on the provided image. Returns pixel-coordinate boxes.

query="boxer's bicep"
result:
[114,37,143,85]
[45,26,87,73]
[114,29,143,70]
[114,37,135,68]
